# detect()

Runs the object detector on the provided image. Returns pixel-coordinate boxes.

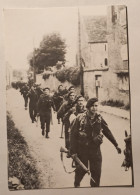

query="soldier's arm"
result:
[69,117,79,155]
[37,97,42,114]
[57,102,67,119]
[101,118,118,148]
[51,98,56,111]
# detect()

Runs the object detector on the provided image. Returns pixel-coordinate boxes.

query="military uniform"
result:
[28,87,38,123]
[20,84,29,109]
[57,100,76,149]
[37,94,55,137]
[70,112,119,187]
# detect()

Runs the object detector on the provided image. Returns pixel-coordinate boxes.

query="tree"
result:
[28,33,67,73]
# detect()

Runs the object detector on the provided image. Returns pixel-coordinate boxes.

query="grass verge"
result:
[7,112,41,190]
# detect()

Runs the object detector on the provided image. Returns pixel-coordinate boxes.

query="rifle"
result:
[60,146,96,184]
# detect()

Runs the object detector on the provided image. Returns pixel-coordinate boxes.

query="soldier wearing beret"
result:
[70,97,121,187]
[37,87,56,138]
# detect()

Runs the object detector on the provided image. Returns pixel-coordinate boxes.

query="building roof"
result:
[83,15,107,42]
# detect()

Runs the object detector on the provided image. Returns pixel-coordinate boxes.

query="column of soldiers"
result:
[18,82,122,188]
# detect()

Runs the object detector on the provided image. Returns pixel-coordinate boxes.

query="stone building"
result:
[79,5,129,106]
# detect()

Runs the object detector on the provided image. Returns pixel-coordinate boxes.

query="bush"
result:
[101,99,125,108]
[55,66,80,86]
[42,72,51,80]
[7,113,41,190]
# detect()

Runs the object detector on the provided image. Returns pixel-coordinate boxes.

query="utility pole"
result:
[78,8,84,96]
[33,39,36,83]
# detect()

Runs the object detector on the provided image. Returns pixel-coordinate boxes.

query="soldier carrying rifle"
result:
[69,97,122,187]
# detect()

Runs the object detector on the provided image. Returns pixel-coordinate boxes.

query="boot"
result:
[46,132,49,138]
[42,129,44,136]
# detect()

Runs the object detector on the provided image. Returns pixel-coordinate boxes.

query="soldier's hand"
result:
[37,113,40,117]
[116,146,121,154]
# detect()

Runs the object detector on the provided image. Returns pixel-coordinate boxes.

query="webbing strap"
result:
[60,152,75,174]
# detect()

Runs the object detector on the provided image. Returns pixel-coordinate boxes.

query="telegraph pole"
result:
[33,39,36,83]
[78,8,84,96]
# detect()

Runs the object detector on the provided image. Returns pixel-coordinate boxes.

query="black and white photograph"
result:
[4,5,133,190]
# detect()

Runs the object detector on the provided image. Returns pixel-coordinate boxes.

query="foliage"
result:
[55,66,80,86]
[101,99,125,108]
[28,33,66,73]
[7,113,41,190]
[42,72,51,80]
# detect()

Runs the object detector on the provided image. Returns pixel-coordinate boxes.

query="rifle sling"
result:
[60,152,75,174]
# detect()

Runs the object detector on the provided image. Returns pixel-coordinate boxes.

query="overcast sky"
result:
[4,6,107,70]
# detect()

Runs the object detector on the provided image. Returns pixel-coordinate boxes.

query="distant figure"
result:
[20,83,30,110]
[27,85,38,123]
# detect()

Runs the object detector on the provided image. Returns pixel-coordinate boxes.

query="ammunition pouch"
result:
[93,134,103,145]
[78,131,88,146]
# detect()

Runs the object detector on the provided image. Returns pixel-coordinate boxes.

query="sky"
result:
[4,6,107,70]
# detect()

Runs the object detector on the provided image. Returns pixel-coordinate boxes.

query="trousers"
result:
[40,112,51,133]
[74,147,102,187]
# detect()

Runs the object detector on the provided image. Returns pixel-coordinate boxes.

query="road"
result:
[6,88,133,188]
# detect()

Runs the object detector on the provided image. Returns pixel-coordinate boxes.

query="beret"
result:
[68,86,75,91]
[86,98,98,108]
[67,91,75,98]
[43,87,50,91]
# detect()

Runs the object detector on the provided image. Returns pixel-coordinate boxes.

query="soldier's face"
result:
[89,102,98,115]
[69,88,75,93]
[69,93,75,101]
[77,97,84,106]
[59,86,63,91]
[44,89,50,95]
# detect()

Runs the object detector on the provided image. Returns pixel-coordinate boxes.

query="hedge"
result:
[55,67,80,86]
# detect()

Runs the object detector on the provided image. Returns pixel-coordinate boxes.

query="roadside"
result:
[7,112,41,190]
[99,105,130,120]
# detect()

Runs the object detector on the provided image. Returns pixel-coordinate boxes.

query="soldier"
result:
[64,86,76,101]
[57,91,77,150]
[20,83,30,110]
[35,84,43,101]
[37,87,55,138]
[53,85,67,124]
[27,85,38,123]
[69,95,86,124]
[70,97,121,187]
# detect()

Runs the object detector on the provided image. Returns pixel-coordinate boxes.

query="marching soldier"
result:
[20,83,30,110]
[70,97,121,187]
[35,84,43,101]
[27,85,38,123]
[57,91,77,150]
[37,87,55,138]
[69,95,86,124]
[53,85,67,124]
[64,86,76,101]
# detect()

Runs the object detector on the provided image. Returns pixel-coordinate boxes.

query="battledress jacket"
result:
[57,100,76,123]
[37,94,55,116]
[70,112,118,155]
